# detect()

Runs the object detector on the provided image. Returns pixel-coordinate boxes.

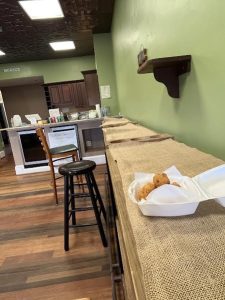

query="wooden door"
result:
[60,84,75,106]
[76,81,88,107]
[48,85,62,107]
[82,71,100,106]
[71,82,79,107]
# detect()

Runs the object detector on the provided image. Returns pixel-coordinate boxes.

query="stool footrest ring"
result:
[70,193,90,198]
[69,206,94,212]
[69,223,97,228]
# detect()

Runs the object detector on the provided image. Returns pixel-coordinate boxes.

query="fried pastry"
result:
[136,173,182,202]
[153,173,170,187]
[137,182,155,200]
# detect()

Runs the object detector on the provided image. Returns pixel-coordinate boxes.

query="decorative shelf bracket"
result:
[137,55,191,98]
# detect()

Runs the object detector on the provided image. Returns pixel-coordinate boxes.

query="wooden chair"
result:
[36,127,79,205]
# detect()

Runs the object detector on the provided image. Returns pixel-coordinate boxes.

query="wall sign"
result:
[100,85,111,99]
[3,67,21,73]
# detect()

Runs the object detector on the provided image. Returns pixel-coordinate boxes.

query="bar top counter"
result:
[0,117,103,132]
[103,117,225,300]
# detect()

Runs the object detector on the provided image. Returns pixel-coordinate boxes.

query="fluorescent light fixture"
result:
[18,0,64,20]
[0,50,5,56]
[49,41,75,51]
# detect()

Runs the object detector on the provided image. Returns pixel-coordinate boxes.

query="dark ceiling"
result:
[0,0,114,63]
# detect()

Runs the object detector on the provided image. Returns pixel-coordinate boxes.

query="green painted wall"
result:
[93,33,119,115]
[112,0,225,160]
[0,55,95,83]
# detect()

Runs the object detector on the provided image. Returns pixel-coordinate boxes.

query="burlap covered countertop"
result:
[103,123,157,145]
[104,121,225,300]
[101,116,130,128]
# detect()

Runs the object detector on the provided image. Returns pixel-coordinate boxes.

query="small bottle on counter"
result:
[95,104,101,118]
[60,112,64,122]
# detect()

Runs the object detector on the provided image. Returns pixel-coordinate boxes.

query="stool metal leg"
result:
[69,175,76,225]
[85,173,108,247]
[64,175,70,251]
[90,171,107,221]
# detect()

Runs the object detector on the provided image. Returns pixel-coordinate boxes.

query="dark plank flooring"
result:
[0,155,112,300]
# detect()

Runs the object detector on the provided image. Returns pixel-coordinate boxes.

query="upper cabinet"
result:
[47,81,87,108]
[48,85,62,106]
[60,83,76,106]
[45,70,101,108]
[49,83,76,107]
[74,81,88,107]
[82,70,100,106]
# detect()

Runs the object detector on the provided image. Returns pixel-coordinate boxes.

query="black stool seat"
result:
[59,159,107,251]
[59,160,96,175]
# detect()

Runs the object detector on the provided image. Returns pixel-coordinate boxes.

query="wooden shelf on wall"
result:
[137,55,191,98]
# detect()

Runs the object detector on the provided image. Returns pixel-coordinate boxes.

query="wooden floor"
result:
[0,155,112,300]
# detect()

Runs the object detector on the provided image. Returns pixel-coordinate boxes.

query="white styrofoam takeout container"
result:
[128,165,225,217]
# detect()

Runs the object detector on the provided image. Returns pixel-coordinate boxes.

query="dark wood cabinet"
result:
[48,81,87,108]
[75,82,88,107]
[46,70,101,108]
[48,85,62,106]
[49,83,76,107]
[82,70,100,106]
[60,83,75,106]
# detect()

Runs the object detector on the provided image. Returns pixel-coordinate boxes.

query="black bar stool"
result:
[59,160,108,251]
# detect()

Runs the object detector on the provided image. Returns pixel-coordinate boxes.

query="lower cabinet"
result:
[77,119,105,158]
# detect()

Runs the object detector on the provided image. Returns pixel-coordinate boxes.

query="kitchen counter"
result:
[103,117,225,300]
[0,117,103,132]
[5,118,105,175]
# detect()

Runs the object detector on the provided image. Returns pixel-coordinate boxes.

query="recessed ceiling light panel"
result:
[18,0,64,20]
[49,41,76,51]
[0,50,5,56]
